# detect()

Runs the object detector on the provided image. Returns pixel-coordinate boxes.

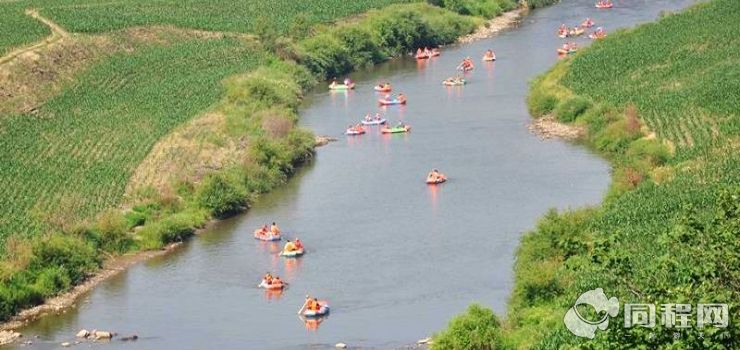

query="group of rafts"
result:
[253,224,329,317]
[340,47,497,136]
[556,2,612,55]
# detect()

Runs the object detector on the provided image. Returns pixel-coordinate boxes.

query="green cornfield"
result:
[506,0,740,348]
[0,37,268,242]
[0,0,417,54]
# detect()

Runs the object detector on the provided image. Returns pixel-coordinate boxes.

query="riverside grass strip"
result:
[496,0,740,349]
[0,37,269,242]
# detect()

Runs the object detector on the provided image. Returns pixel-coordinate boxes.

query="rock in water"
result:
[335,343,348,349]
[120,335,139,341]
[92,330,114,339]
[61,342,71,347]
[0,331,22,346]
[75,329,90,338]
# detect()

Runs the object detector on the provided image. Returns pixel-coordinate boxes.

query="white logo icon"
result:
[564,288,619,338]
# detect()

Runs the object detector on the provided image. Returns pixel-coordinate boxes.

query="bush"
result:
[32,266,72,298]
[196,173,248,218]
[433,304,503,350]
[527,89,558,117]
[627,138,672,166]
[93,210,134,254]
[554,96,592,123]
[29,235,98,284]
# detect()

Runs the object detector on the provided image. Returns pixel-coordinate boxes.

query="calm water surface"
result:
[8,0,696,349]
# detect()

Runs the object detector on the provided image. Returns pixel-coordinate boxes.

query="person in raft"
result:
[416,48,424,57]
[263,272,273,283]
[374,113,383,120]
[343,77,353,86]
[329,77,338,88]
[283,240,298,252]
[397,93,406,103]
[484,49,496,60]
[427,169,443,182]
[294,238,304,250]
[364,113,372,122]
[270,222,280,235]
[257,224,269,236]
[423,47,432,56]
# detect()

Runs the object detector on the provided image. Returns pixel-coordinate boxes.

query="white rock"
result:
[92,330,114,339]
[76,329,90,338]
[335,343,347,349]
[61,342,71,347]
[417,337,432,344]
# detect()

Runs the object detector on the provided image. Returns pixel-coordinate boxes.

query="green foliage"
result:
[510,0,740,348]
[433,304,503,350]
[300,3,480,79]
[554,95,592,123]
[435,0,516,18]
[0,3,50,55]
[196,173,249,218]
[0,38,268,240]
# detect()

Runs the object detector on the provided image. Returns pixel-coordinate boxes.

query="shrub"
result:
[29,235,98,284]
[195,173,248,218]
[433,304,503,350]
[554,96,592,123]
[93,210,134,254]
[627,138,672,166]
[528,90,558,117]
[31,266,72,298]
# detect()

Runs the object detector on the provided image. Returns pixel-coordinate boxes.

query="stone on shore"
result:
[0,331,22,346]
[417,337,433,344]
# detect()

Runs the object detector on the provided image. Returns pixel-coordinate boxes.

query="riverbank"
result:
[505,0,738,348]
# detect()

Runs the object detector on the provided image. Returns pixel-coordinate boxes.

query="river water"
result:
[7,0,696,349]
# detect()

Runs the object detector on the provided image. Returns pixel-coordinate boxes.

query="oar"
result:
[297,297,309,315]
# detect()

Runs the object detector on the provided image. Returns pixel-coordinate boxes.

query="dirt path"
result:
[0,9,69,66]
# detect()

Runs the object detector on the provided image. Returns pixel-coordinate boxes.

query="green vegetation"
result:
[0,0,416,54]
[438,0,740,348]
[0,0,496,322]
[0,3,50,56]
[300,3,481,79]
[429,0,517,18]
[432,304,504,350]
[0,37,269,239]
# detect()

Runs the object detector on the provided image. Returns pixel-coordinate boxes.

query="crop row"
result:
[0,37,268,243]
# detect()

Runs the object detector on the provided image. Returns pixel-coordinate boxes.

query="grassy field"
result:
[0,35,269,240]
[0,0,416,55]
[433,0,739,348]
[0,2,50,56]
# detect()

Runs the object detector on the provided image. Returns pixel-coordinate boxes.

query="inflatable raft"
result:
[378,98,406,106]
[254,230,281,241]
[483,56,496,62]
[595,2,613,9]
[374,85,392,92]
[346,127,366,135]
[281,249,304,257]
[569,27,585,36]
[361,118,387,125]
[303,302,330,318]
[381,125,411,134]
[443,79,466,86]
[258,279,285,290]
[329,83,355,90]
[426,176,447,184]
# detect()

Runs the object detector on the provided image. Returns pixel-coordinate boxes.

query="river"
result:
[6,0,696,348]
